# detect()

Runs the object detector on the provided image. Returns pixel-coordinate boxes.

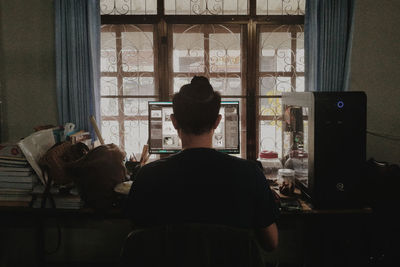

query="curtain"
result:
[305,0,355,92]
[55,0,101,134]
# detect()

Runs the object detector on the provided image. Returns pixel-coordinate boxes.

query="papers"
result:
[17,129,55,185]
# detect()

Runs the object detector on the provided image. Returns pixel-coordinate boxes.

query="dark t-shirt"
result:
[125,148,279,228]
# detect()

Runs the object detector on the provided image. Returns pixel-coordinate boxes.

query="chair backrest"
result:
[119,223,265,267]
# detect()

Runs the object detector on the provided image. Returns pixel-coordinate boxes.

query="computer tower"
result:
[282,92,366,208]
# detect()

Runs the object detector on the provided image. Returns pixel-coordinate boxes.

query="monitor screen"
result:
[148,101,240,154]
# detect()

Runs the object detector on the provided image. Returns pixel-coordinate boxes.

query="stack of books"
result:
[0,143,37,207]
[31,185,84,209]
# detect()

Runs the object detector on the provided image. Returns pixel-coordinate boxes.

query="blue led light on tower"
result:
[281,92,366,208]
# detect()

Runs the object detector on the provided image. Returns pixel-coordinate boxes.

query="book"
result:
[0,166,32,172]
[0,201,31,207]
[0,182,33,190]
[0,171,33,177]
[0,175,36,183]
[0,188,32,195]
[0,143,26,159]
[0,159,29,166]
[0,195,32,202]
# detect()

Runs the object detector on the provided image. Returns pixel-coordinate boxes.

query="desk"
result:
[0,195,375,267]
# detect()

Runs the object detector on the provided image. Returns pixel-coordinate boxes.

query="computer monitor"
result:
[148,101,240,154]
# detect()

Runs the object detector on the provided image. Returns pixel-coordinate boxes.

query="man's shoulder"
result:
[137,154,181,175]
[216,152,260,171]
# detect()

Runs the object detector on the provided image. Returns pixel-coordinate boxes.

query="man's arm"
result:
[255,223,278,251]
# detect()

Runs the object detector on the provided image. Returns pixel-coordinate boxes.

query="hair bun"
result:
[188,76,214,101]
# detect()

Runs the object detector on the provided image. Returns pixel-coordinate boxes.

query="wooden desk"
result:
[0,193,375,267]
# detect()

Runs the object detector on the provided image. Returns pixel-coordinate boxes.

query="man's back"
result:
[126,148,278,229]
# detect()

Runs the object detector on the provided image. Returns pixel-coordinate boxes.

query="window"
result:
[258,25,304,157]
[100,0,305,159]
[101,24,157,156]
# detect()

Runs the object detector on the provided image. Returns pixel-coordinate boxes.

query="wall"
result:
[0,0,58,142]
[350,0,400,165]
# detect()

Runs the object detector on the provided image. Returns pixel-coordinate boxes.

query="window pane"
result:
[121,30,154,72]
[259,98,283,156]
[123,98,155,116]
[101,77,118,95]
[100,0,157,15]
[257,0,306,15]
[260,76,292,95]
[210,76,242,95]
[124,120,149,156]
[260,97,281,117]
[123,77,155,95]
[101,31,117,72]
[102,120,120,146]
[173,31,205,73]
[101,98,119,116]
[209,33,241,73]
[296,77,305,92]
[296,32,305,72]
[165,0,248,15]
[101,24,156,154]
[260,32,292,72]
[260,120,282,156]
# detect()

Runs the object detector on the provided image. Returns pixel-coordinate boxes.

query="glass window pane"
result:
[124,120,149,156]
[260,120,283,156]
[260,97,282,117]
[101,98,119,116]
[296,77,305,92]
[257,0,306,15]
[101,77,118,95]
[260,76,292,95]
[101,31,117,72]
[102,120,120,146]
[173,32,205,73]
[165,0,248,15]
[210,77,242,95]
[121,30,154,72]
[260,32,292,72]
[100,0,157,15]
[123,77,155,95]
[124,98,155,116]
[296,32,305,72]
[209,33,241,73]
[259,98,283,156]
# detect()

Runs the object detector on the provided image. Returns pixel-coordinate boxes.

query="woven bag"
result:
[39,142,89,186]
[66,144,127,211]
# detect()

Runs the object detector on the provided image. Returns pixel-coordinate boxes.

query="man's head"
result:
[172,76,221,135]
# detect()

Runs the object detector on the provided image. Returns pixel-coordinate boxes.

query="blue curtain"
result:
[305,0,355,92]
[55,0,101,134]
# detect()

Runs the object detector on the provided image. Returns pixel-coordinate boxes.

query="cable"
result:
[367,130,400,141]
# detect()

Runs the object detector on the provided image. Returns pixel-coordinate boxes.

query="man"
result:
[126,76,279,251]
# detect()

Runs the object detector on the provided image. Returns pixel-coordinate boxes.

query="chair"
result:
[119,223,265,267]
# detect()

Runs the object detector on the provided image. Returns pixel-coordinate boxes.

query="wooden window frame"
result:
[100,2,304,160]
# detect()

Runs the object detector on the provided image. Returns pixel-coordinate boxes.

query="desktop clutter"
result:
[0,120,147,213]
[258,150,303,211]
